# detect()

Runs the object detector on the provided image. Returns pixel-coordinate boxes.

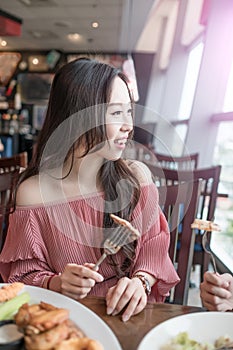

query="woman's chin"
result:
[97,145,125,161]
[109,156,122,161]
[107,151,123,161]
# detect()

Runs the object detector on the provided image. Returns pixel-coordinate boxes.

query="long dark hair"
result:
[17,57,140,276]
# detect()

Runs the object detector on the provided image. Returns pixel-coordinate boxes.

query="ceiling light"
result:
[67,33,81,41]
[92,21,99,28]
[1,40,7,47]
[32,58,39,65]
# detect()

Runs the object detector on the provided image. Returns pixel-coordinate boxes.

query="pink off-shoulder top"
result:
[0,183,180,303]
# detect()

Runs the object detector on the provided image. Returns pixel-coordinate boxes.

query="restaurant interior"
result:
[0,1,233,348]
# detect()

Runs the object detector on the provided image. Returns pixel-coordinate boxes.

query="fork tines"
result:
[110,224,134,246]
[93,215,140,270]
[110,213,140,240]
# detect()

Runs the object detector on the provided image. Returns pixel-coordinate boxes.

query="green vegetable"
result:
[0,292,30,321]
[167,332,214,350]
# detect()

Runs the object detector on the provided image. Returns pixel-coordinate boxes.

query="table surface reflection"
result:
[80,297,205,350]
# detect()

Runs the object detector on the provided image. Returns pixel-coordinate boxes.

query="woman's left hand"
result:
[106,277,147,322]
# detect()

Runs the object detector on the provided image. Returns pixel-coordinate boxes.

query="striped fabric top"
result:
[0,183,179,303]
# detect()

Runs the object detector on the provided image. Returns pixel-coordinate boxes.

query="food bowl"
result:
[0,320,24,350]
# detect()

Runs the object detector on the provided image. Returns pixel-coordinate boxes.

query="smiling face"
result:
[96,76,133,161]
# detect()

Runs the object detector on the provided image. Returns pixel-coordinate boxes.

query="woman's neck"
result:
[62,153,104,196]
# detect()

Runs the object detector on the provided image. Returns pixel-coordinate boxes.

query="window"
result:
[178,42,204,120]
[211,61,233,273]
[212,122,233,272]
[223,59,233,112]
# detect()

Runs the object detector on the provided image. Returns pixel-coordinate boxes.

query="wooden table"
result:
[80,297,205,350]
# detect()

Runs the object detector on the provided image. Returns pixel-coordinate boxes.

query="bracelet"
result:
[47,274,57,290]
[132,274,151,296]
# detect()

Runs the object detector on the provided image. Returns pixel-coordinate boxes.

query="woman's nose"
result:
[121,119,133,132]
[122,110,133,130]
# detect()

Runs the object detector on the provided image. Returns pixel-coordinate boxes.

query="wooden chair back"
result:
[153,152,199,170]
[158,180,201,305]
[129,148,198,170]
[0,170,19,253]
[0,152,28,173]
[148,164,222,279]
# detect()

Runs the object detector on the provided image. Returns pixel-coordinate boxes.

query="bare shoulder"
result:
[126,160,153,185]
[16,175,43,206]
[16,173,68,206]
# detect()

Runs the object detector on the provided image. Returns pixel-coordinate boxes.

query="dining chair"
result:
[0,151,28,173]
[0,170,20,251]
[130,146,198,170]
[158,180,201,305]
[152,152,199,170]
[148,163,222,281]
[0,170,20,283]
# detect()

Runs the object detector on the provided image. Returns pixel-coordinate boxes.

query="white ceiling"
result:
[0,0,156,52]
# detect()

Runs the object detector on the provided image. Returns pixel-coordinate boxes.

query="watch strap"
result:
[132,274,151,296]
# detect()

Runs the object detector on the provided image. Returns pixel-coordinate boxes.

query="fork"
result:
[202,230,217,273]
[93,219,139,271]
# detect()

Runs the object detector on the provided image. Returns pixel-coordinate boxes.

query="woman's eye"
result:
[111,110,122,116]
[127,109,133,115]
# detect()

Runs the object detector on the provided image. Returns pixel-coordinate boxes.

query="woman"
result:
[200,271,233,311]
[0,58,179,322]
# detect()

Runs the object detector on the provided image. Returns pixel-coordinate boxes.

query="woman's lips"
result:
[113,138,127,149]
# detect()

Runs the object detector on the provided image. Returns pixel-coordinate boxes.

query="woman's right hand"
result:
[59,263,104,300]
[200,271,233,311]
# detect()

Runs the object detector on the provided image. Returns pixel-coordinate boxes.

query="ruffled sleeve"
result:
[130,184,180,302]
[0,208,54,286]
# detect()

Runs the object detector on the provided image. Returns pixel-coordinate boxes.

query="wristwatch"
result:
[132,274,151,296]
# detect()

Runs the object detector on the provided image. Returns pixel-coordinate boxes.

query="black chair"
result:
[0,170,19,253]
[0,152,28,173]
[153,152,199,170]
[148,164,222,281]
[158,180,201,304]
[0,170,20,283]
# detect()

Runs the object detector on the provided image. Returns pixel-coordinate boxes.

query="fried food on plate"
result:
[15,302,69,334]
[54,336,104,350]
[191,218,221,232]
[15,301,103,350]
[24,322,70,350]
[0,282,24,302]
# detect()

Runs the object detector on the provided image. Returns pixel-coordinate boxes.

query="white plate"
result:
[0,284,122,350]
[137,311,233,350]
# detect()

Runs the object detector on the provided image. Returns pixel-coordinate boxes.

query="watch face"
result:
[144,278,151,295]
